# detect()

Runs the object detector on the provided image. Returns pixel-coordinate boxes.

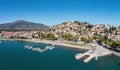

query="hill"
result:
[0,20,48,31]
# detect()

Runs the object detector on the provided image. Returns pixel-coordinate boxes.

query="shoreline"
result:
[0,38,113,59]
[22,39,92,50]
[0,38,92,50]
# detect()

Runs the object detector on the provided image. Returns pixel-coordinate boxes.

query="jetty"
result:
[75,49,93,59]
[75,43,112,63]
[24,43,56,53]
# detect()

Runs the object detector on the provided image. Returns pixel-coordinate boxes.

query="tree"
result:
[104,28,109,33]
[93,32,98,40]
[111,41,120,49]
[114,31,117,35]
[18,36,28,39]
[109,26,116,33]
[62,22,67,25]
[80,37,93,43]
[81,37,86,41]
[111,26,116,31]
[74,21,80,24]
[72,36,79,42]
[97,36,106,43]
[61,33,73,41]
[38,32,45,39]
[86,24,93,29]
[104,39,112,46]
[94,32,98,36]
[46,33,57,40]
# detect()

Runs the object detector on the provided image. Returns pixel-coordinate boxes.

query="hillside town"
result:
[0,21,120,50]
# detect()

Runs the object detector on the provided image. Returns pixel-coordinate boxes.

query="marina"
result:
[24,43,56,53]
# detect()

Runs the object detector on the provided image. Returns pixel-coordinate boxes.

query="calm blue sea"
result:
[0,40,120,70]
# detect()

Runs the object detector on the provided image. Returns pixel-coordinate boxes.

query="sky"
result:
[0,0,120,26]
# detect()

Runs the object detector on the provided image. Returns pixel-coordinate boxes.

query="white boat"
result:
[24,45,29,48]
[24,45,33,49]
[51,43,56,46]
[37,49,44,53]
[44,45,55,50]
[75,53,82,60]
[32,48,37,51]
[24,43,56,53]
[32,47,41,51]
[49,46,55,50]
[95,56,98,60]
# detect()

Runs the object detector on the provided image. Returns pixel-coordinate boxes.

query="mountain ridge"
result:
[0,20,48,31]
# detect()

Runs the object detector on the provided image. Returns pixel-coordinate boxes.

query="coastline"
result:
[0,38,92,50]
[23,39,93,50]
[0,38,113,59]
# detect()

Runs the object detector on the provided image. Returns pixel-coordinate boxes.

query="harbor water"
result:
[0,40,120,70]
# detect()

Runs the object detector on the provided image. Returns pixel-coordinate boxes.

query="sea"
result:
[0,40,120,70]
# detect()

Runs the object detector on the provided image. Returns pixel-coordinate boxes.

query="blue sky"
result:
[0,0,120,26]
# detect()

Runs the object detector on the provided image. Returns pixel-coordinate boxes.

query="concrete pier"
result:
[83,54,96,63]
[75,44,112,63]
[75,49,92,59]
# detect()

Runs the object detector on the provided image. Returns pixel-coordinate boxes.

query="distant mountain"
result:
[0,20,48,31]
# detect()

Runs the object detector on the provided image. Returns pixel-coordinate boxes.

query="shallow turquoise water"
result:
[0,40,120,70]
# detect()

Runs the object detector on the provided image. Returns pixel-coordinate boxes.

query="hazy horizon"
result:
[0,0,120,26]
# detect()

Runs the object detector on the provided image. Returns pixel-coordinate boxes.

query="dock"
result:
[75,43,112,63]
[75,49,92,59]
[24,43,56,53]
[83,54,96,63]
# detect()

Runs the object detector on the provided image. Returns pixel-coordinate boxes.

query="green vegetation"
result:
[61,33,73,41]
[97,36,112,45]
[97,36,107,43]
[111,41,120,49]
[104,26,117,33]
[96,35,120,49]
[74,21,80,24]
[72,36,79,42]
[86,24,93,29]
[61,34,79,42]
[17,36,28,39]
[38,32,46,39]
[46,33,57,40]
[38,32,57,40]
[104,28,109,33]
[81,37,93,43]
